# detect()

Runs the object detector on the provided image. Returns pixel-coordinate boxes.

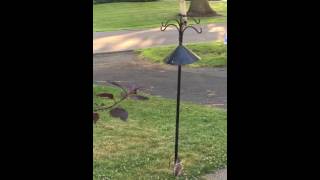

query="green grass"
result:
[93,85,227,179]
[93,0,227,32]
[136,41,227,68]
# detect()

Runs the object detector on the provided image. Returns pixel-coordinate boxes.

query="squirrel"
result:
[173,158,183,176]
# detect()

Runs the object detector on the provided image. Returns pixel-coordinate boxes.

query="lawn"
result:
[136,41,227,68]
[93,0,227,32]
[93,85,227,179]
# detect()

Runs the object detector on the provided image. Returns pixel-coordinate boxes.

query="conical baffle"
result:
[164,45,201,65]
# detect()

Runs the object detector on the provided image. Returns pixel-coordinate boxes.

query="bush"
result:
[94,0,158,3]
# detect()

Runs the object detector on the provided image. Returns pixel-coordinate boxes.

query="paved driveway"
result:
[94,23,227,53]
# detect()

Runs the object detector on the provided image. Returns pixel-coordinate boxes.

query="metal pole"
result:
[174,15,185,164]
[160,14,202,171]
[174,65,182,164]
[174,15,186,164]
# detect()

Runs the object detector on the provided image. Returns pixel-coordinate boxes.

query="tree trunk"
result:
[187,0,217,17]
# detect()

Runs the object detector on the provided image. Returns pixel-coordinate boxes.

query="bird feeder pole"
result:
[161,13,202,167]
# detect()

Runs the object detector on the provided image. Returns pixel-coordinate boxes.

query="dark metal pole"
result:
[160,14,202,171]
[174,64,182,164]
[174,16,184,164]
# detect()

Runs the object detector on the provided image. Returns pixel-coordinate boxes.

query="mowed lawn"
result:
[93,85,227,179]
[93,0,227,32]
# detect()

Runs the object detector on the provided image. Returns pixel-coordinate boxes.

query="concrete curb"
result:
[93,50,135,56]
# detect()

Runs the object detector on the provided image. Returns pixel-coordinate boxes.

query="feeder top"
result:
[164,45,201,65]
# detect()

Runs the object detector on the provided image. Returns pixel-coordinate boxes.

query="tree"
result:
[187,0,217,17]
